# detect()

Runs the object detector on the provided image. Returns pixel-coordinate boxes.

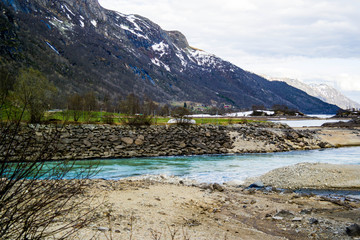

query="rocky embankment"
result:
[1,122,332,161]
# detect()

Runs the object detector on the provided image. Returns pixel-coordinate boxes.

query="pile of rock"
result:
[0,122,331,161]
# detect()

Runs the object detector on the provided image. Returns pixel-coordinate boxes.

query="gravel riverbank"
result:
[245,163,360,190]
[56,169,360,240]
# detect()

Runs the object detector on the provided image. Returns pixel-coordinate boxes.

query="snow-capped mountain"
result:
[0,0,339,113]
[266,77,360,110]
[308,84,360,110]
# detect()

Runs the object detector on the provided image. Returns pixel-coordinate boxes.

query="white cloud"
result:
[98,0,360,103]
[336,73,360,92]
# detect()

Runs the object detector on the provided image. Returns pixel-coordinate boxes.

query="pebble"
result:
[309,218,319,225]
[97,227,109,232]
[346,223,360,237]
[213,183,225,192]
[248,181,264,189]
[292,217,302,222]
[300,209,312,215]
[275,210,295,218]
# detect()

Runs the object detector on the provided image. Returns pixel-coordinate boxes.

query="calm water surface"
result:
[67,147,360,183]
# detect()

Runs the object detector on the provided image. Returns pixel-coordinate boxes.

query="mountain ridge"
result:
[265,77,360,110]
[0,0,340,114]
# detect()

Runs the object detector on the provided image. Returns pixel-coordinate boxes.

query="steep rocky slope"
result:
[0,0,339,113]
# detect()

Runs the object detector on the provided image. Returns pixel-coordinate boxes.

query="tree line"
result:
[0,66,192,124]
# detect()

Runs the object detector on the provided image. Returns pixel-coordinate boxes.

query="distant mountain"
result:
[0,0,340,114]
[266,77,359,110]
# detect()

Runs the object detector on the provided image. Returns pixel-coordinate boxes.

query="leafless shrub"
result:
[171,107,193,126]
[120,114,153,127]
[167,224,179,240]
[150,229,162,240]
[0,119,98,239]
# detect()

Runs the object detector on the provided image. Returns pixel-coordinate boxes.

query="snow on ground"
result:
[187,49,217,67]
[225,111,253,117]
[167,119,196,124]
[189,114,222,118]
[173,45,188,67]
[49,17,74,32]
[176,52,187,67]
[63,4,75,16]
[307,114,335,119]
[126,15,142,31]
[52,17,63,23]
[151,58,171,72]
[45,41,60,55]
[118,24,149,40]
[226,111,275,117]
[152,42,169,57]
[91,20,97,27]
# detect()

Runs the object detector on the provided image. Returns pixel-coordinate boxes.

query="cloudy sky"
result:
[98,0,360,104]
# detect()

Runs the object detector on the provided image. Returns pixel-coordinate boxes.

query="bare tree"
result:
[12,68,56,123]
[159,104,171,117]
[142,96,158,116]
[0,90,98,239]
[171,107,192,125]
[83,91,98,111]
[0,67,14,107]
[67,93,84,122]
[119,93,141,115]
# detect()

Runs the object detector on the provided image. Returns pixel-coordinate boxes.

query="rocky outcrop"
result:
[322,118,360,128]
[1,123,329,161]
[229,123,324,153]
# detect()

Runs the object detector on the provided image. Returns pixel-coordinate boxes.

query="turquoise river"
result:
[64,146,360,184]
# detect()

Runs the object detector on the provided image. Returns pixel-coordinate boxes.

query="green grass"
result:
[1,107,262,126]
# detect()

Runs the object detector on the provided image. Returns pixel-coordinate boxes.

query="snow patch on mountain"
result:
[118,24,149,40]
[125,15,142,31]
[176,52,187,67]
[63,4,74,16]
[152,41,169,57]
[187,49,217,67]
[91,20,97,27]
[151,58,171,72]
[49,17,74,32]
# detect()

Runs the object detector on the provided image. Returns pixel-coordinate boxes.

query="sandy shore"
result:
[315,127,360,147]
[61,162,360,240]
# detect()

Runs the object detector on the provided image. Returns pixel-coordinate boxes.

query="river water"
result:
[67,147,360,184]
[270,115,349,128]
